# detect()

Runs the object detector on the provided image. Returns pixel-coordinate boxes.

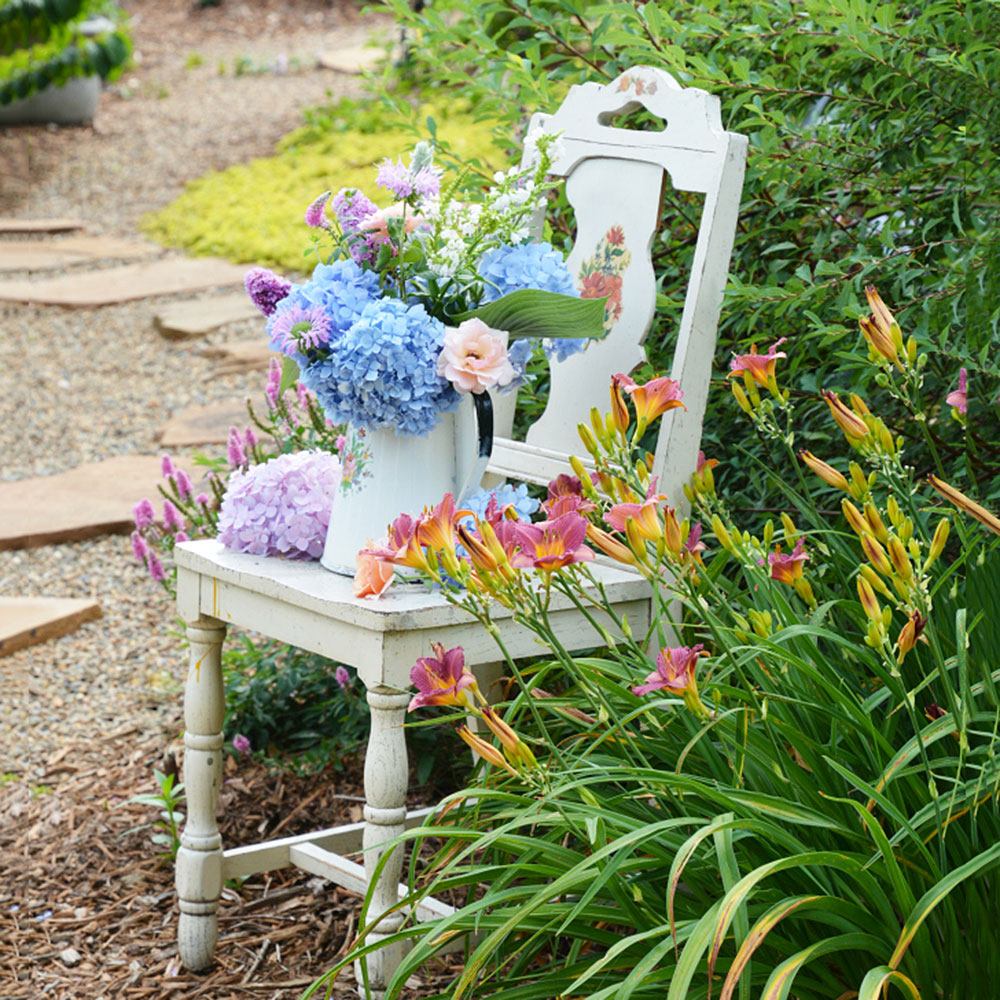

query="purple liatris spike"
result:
[161,454,175,478]
[244,426,257,449]
[130,530,148,562]
[175,468,193,500]
[244,267,293,317]
[146,549,167,583]
[305,190,332,228]
[174,530,189,543]
[335,665,351,689]
[227,427,246,469]
[265,357,282,409]
[133,498,156,529]
[162,499,184,532]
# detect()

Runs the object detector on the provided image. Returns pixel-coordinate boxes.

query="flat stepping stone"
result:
[0,597,102,658]
[0,217,84,234]
[159,399,249,448]
[317,43,388,74]
[0,236,161,273]
[154,292,260,340]
[201,340,277,378]
[0,455,164,551]
[0,257,247,307]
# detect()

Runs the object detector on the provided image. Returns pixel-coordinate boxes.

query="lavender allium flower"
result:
[335,665,351,689]
[267,303,332,356]
[130,530,148,562]
[304,190,331,228]
[232,734,252,756]
[175,469,193,501]
[244,267,293,318]
[146,549,167,583]
[227,427,247,470]
[133,498,156,529]
[162,499,183,532]
[161,454,175,478]
[217,450,341,560]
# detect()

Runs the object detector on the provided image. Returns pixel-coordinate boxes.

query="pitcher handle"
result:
[457,392,494,503]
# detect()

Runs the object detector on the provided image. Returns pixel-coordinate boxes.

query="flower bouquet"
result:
[243,136,608,573]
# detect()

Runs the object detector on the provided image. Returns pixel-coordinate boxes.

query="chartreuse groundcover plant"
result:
[311,290,1000,999]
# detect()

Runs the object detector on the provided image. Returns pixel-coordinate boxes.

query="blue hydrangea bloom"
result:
[460,483,539,522]
[300,298,460,437]
[479,242,578,302]
[279,259,380,341]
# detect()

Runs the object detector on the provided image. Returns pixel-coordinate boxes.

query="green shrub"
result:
[140,96,499,274]
[379,0,1000,506]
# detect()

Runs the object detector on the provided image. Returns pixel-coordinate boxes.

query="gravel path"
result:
[0,0,390,777]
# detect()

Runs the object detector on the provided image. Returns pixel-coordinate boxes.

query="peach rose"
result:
[437,319,515,394]
[353,537,394,599]
[359,203,427,243]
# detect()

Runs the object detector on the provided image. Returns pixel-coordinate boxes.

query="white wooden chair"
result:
[172,65,746,997]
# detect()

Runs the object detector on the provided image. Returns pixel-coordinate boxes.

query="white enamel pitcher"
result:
[320,393,494,575]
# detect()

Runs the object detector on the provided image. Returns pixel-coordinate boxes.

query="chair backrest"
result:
[485,66,747,507]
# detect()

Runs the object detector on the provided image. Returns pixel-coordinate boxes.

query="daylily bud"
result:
[711,514,735,552]
[886,496,902,526]
[862,533,894,576]
[928,476,1000,537]
[850,394,871,417]
[857,575,882,622]
[763,519,774,547]
[794,577,816,606]
[823,390,870,443]
[731,380,753,414]
[799,450,850,491]
[456,725,518,776]
[481,707,537,769]
[663,507,683,556]
[590,406,609,447]
[842,499,871,537]
[780,512,799,543]
[748,609,772,638]
[609,379,630,435]
[864,285,904,353]
[859,313,899,366]
[636,457,650,485]
[863,503,889,544]
[860,562,894,599]
[578,422,600,458]
[925,518,950,569]
[848,462,870,500]
[625,519,650,564]
[906,337,918,366]
[888,536,913,582]
[586,523,638,565]
[898,517,914,545]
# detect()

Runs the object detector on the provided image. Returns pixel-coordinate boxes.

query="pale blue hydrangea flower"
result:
[217,450,340,560]
[460,483,539,523]
[299,298,460,437]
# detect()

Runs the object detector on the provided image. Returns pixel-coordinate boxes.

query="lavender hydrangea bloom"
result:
[283,260,381,341]
[245,267,293,317]
[217,450,341,560]
[299,298,460,437]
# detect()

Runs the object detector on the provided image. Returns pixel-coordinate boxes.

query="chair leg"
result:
[358,685,411,999]
[176,616,227,972]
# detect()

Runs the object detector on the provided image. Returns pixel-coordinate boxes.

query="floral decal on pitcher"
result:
[337,427,373,496]
[578,225,632,332]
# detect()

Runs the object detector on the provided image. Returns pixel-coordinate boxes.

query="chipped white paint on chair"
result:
[174,66,746,997]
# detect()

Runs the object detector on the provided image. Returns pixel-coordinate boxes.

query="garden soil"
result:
[0,2,464,996]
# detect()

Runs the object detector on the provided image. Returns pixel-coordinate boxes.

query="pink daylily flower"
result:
[768,537,809,585]
[509,512,595,572]
[615,373,686,423]
[728,339,787,387]
[408,643,478,712]
[632,644,707,697]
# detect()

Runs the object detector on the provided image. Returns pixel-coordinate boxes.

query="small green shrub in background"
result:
[379,0,1000,509]
[0,0,131,107]
[140,96,498,273]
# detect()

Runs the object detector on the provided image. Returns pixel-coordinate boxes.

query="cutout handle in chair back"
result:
[488,66,748,505]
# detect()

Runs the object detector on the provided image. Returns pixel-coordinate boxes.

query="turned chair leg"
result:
[357,685,411,999]
[176,616,227,972]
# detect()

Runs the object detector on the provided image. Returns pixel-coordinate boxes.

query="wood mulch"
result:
[0,722,465,999]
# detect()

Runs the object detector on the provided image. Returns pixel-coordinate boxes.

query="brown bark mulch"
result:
[0,724,463,999]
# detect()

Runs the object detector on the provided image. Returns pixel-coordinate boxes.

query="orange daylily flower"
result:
[727,339,787,388]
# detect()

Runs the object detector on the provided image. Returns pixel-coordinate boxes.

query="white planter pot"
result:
[320,394,493,575]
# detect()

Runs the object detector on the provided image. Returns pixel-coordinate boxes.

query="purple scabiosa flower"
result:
[146,549,167,583]
[267,303,332,357]
[305,190,332,229]
[245,267,293,318]
[217,450,341,560]
[162,499,184,532]
[133,498,156,529]
[227,427,247,470]
[130,530,148,562]
[175,468,193,501]
[265,357,282,409]
[161,454,175,478]
[283,260,380,336]
[335,665,351,690]
[232,734,252,756]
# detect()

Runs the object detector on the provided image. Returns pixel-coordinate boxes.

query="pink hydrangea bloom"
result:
[437,319,515,394]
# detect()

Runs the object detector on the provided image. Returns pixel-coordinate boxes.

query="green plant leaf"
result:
[457,289,608,341]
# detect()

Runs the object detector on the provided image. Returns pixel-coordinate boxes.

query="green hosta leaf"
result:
[457,289,608,341]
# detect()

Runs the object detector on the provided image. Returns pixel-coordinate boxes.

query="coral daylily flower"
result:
[417,493,466,556]
[353,536,395,599]
[618,374,686,424]
[768,537,809,585]
[365,512,428,570]
[632,644,707,697]
[510,513,595,572]
[605,498,663,541]
[408,643,478,712]
[727,339,787,387]
[945,368,967,416]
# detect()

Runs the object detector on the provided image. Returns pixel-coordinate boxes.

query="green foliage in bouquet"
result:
[316,291,1000,998]
[380,0,1000,500]
[0,0,130,106]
